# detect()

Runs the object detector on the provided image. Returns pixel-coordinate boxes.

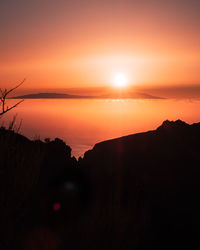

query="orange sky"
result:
[1,0,200,90]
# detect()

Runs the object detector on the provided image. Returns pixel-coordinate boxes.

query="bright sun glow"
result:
[113,73,128,88]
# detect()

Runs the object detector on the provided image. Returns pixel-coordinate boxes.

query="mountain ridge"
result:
[80,119,200,249]
[83,119,198,156]
[10,92,93,99]
[11,92,164,99]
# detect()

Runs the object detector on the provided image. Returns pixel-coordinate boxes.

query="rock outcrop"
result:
[80,120,200,250]
[1,120,200,250]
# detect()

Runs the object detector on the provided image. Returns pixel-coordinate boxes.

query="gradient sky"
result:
[1,0,200,90]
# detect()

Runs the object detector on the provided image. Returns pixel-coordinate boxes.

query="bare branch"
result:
[0,100,24,116]
[4,78,26,98]
[0,79,25,117]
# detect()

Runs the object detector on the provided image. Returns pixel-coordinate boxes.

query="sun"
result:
[113,73,128,88]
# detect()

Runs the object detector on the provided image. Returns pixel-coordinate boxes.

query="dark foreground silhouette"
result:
[0,120,200,250]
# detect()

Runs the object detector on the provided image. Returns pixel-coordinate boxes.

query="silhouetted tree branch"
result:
[0,79,25,117]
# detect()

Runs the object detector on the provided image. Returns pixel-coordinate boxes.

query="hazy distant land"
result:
[11,93,93,99]
[9,85,200,100]
[11,92,164,99]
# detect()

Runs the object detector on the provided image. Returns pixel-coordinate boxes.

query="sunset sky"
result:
[1,0,200,91]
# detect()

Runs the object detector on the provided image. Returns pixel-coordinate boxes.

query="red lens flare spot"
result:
[53,203,61,212]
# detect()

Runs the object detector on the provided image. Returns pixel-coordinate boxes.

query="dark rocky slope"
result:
[0,128,82,250]
[1,120,200,250]
[80,120,200,250]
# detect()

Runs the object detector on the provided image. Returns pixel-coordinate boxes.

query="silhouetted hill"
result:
[1,120,200,249]
[80,120,200,250]
[0,128,84,249]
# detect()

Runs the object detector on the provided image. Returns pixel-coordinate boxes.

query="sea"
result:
[3,98,200,158]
